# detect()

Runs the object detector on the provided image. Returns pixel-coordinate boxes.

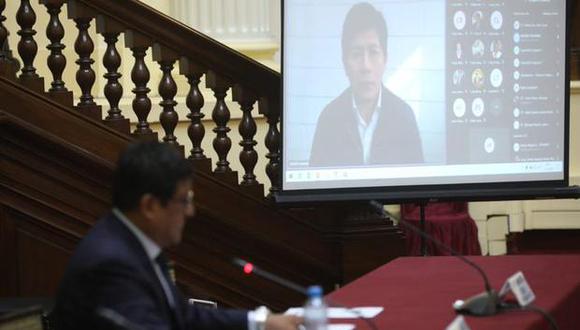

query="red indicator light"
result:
[243,263,254,274]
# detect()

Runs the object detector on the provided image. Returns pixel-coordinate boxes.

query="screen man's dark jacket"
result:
[52,212,248,330]
[310,86,423,167]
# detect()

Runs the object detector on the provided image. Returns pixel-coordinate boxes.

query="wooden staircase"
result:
[0,0,411,311]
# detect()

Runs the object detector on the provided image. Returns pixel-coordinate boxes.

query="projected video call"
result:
[283,0,567,191]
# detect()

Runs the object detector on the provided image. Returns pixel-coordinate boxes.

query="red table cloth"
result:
[327,255,580,330]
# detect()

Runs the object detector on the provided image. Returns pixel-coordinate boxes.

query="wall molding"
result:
[571,81,580,94]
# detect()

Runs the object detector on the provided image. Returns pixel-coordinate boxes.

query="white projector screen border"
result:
[278,0,572,203]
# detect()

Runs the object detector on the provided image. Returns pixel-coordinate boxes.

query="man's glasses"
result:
[170,190,194,208]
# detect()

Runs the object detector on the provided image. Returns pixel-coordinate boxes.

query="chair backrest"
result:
[0,306,45,330]
[401,202,469,220]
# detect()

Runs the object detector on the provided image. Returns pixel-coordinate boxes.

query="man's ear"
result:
[139,194,159,221]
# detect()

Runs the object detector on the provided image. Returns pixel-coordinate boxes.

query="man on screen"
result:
[310,2,423,167]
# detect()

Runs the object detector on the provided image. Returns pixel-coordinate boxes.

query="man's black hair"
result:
[341,2,388,56]
[112,141,192,211]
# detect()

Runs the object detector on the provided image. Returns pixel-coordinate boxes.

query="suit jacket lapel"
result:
[107,214,184,329]
[342,88,363,158]
[371,86,392,157]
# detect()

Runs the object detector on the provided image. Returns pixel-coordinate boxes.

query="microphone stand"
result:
[369,200,500,316]
[233,258,379,330]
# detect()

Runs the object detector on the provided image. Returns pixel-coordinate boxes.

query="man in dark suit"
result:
[52,142,301,330]
[310,2,423,167]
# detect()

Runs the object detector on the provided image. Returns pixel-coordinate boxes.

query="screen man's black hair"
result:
[112,141,193,211]
[341,2,388,56]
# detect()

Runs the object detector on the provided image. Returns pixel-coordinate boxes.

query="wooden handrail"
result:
[74,0,280,99]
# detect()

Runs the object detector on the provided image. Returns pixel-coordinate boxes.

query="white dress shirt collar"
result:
[113,208,161,262]
[352,88,382,164]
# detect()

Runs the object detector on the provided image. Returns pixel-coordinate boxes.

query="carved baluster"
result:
[99,30,131,132]
[260,96,281,195]
[233,85,258,185]
[73,17,96,108]
[153,44,180,147]
[125,31,154,139]
[66,2,99,116]
[102,32,123,119]
[16,0,39,80]
[180,59,206,160]
[44,0,67,92]
[158,60,178,145]
[0,0,7,59]
[206,71,232,173]
[131,46,152,135]
[16,0,43,90]
[186,72,206,159]
[96,16,129,132]
[0,0,14,78]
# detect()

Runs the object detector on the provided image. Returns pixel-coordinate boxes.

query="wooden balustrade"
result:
[1,0,284,194]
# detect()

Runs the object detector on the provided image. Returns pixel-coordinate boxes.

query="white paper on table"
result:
[327,325,355,330]
[297,325,354,330]
[285,306,383,319]
[297,324,355,330]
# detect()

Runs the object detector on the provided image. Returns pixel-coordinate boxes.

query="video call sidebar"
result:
[446,0,565,164]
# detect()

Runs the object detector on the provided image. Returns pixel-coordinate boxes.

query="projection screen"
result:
[280,0,570,201]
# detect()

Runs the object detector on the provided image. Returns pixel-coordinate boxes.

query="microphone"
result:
[232,258,379,330]
[368,200,500,316]
[233,258,308,295]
